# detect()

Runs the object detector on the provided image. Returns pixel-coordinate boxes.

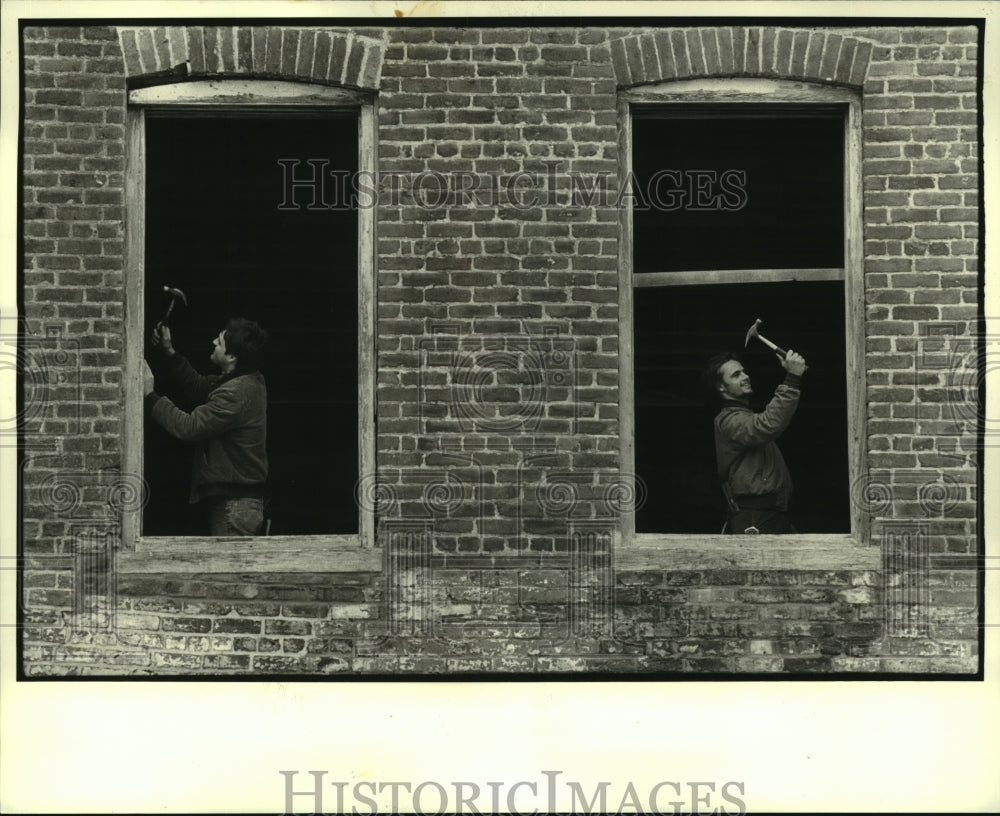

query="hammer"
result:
[158,285,188,327]
[744,318,787,358]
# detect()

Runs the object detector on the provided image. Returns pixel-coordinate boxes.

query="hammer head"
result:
[163,285,187,306]
[744,318,762,348]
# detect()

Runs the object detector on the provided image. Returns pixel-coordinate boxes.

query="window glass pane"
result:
[633,281,850,534]
[632,109,844,273]
[143,114,358,535]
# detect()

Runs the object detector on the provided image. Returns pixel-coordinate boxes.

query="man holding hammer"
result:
[702,337,808,535]
[142,319,269,536]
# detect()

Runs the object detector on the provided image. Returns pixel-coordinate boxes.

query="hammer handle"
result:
[759,335,787,358]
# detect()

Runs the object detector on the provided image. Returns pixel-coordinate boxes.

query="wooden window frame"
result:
[617,78,874,570]
[120,80,378,573]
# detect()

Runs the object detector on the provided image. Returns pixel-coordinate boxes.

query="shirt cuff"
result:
[144,392,162,412]
[783,373,802,389]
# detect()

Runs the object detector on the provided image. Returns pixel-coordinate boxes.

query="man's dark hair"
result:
[224,317,268,371]
[700,351,741,406]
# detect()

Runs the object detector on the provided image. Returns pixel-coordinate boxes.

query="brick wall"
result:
[376,27,620,555]
[859,26,980,672]
[25,572,385,675]
[19,23,981,675]
[21,25,130,674]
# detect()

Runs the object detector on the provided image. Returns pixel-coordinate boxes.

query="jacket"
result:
[146,353,268,504]
[714,373,801,511]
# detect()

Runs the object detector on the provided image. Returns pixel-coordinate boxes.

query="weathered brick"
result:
[212,618,262,634]
[156,615,213,634]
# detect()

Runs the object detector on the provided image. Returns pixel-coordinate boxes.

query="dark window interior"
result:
[143,113,358,535]
[634,281,850,535]
[632,107,845,273]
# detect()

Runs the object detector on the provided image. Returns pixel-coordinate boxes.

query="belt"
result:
[730,493,782,511]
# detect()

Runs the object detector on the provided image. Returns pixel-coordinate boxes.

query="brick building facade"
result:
[18,21,982,675]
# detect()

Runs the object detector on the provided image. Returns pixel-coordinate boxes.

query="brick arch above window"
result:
[116,26,385,92]
[610,27,873,89]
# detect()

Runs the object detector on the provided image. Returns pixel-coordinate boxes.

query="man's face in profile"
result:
[210,330,233,369]
[718,359,753,401]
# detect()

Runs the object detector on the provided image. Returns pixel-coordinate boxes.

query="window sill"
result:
[617,534,879,571]
[117,535,878,574]
[118,536,382,574]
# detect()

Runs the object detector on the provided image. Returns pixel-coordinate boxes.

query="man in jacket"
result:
[142,318,269,536]
[702,349,808,534]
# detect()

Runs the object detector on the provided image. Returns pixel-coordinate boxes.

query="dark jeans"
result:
[205,497,265,536]
[725,508,797,535]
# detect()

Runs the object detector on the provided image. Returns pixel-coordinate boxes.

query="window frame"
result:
[617,78,871,563]
[120,80,378,571]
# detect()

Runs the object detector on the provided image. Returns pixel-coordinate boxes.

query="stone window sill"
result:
[117,537,382,574]
[117,535,879,574]
[617,534,880,571]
